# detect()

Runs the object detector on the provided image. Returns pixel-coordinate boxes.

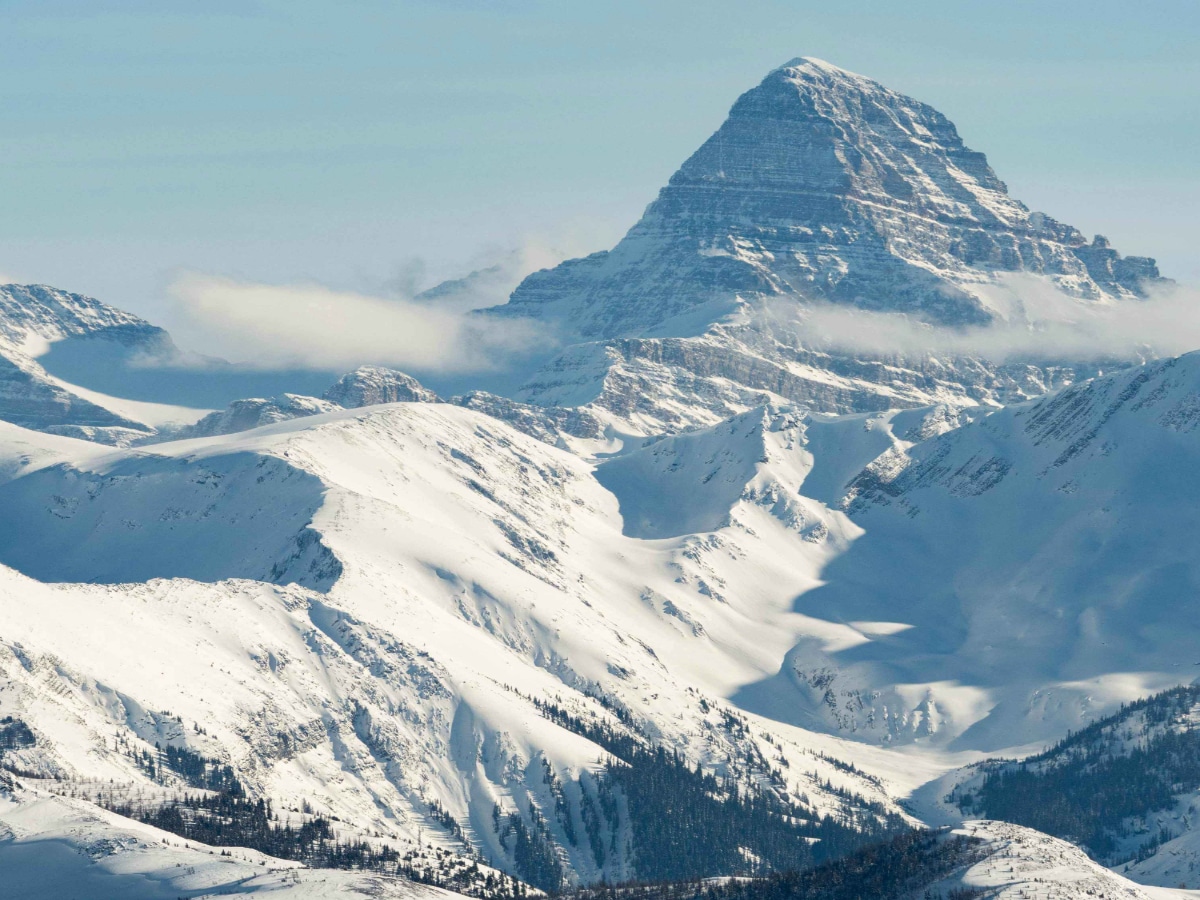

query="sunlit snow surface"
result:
[3,352,1200,890]
[0,401,925,887]
[0,791,463,899]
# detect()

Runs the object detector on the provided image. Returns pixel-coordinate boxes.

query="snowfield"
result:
[0,400,925,887]
[1,360,1199,888]
[785,352,1200,750]
[947,821,1189,900]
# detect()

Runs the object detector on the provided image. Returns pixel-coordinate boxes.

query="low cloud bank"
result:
[788,274,1200,364]
[165,263,1200,377]
[166,272,547,373]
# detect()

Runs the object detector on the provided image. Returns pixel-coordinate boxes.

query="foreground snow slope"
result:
[0,401,920,886]
[0,788,465,900]
[5,353,1200,884]
[0,788,1180,900]
[947,821,1184,900]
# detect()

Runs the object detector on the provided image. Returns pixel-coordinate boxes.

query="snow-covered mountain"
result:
[503,58,1158,339]
[494,58,1164,433]
[0,60,1166,444]
[0,283,168,355]
[4,332,1199,887]
[760,351,1200,750]
[0,54,1197,899]
[0,401,921,891]
[0,284,189,443]
[4,351,1199,883]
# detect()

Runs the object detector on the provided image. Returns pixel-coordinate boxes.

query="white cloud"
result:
[781,274,1200,365]
[164,265,1200,380]
[165,271,547,373]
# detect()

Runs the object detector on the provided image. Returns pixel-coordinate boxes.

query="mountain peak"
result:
[712,55,1012,204]
[0,283,161,356]
[772,55,873,81]
[499,58,1164,343]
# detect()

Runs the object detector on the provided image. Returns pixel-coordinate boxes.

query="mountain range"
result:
[0,57,1196,900]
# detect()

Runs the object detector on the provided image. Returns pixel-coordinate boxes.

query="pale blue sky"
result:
[2,0,1197,334]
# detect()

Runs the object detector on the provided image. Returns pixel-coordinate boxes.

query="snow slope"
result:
[743,352,1200,751]
[946,821,1182,900]
[0,401,921,887]
[4,346,1200,888]
[0,788,466,900]
[595,405,897,540]
[2,794,1175,900]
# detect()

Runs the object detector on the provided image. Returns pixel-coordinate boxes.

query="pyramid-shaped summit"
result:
[499,58,1162,340]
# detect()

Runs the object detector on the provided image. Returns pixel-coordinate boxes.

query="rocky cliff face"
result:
[494,58,1165,433]
[502,58,1162,339]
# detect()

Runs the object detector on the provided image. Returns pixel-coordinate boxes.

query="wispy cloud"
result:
[390,239,574,314]
[165,271,547,373]
[784,274,1200,364]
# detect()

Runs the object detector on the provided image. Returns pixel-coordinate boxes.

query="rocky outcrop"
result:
[148,368,441,443]
[519,330,1097,433]
[324,366,606,447]
[451,390,605,445]
[1072,233,1163,295]
[322,365,440,407]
